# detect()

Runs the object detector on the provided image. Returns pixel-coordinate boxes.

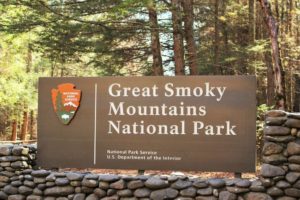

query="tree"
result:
[259,0,286,109]
[171,0,185,75]
[148,0,164,76]
[182,0,198,75]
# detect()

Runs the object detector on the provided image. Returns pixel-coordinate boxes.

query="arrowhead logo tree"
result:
[51,83,81,125]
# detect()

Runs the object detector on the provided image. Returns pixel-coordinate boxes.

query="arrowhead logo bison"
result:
[51,83,81,125]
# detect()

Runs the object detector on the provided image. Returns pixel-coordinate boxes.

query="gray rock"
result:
[32,188,42,196]
[171,179,192,189]
[117,189,132,197]
[285,118,300,128]
[107,188,116,196]
[0,175,9,182]
[55,178,70,186]
[66,172,84,181]
[100,196,118,200]
[288,112,300,119]
[110,179,125,189]
[276,180,291,189]
[31,170,50,177]
[208,179,225,188]
[219,191,237,200]
[150,188,178,200]
[266,110,286,117]
[134,188,151,198]
[0,191,8,200]
[4,185,18,195]
[264,126,291,136]
[26,195,42,200]
[267,186,283,196]
[260,164,285,177]
[24,180,35,188]
[11,161,28,169]
[226,187,249,194]
[168,176,179,182]
[175,198,194,200]
[99,181,109,189]
[11,180,22,187]
[244,192,272,200]
[0,146,11,156]
[94,188,106,198]
[293,179,300,189]
[70,181,81,187]
[145,177,169,189]
[292,128,298,136]
[85,174,99,180]
[33,177,46,184]
[276,197,297,200]
[0,181,6,187]
[262,154,287,165]
[288,140,300,155]
[18,186,33,195]
[37,184,46,190]
[81,186,94,194]
[235,180,251,188]
[98,174,120,182]
[224,179,239,186]
[127,180,144,189]
[46,181,55,187]
[73,193,85,200]
[86,194,98,200]
[52,172,66,177]
[43,197,55,200]
[0,156,21,162]
[180,187,196,197]
[8,195,25,200]
[12,146,29,156]
[197,187,213,196]
[264,135,295,143]
[24,175,33,181]
[45,174,56,181]
[193,179,208,188]
[56,198,68,200]
[289,164,300,171]
[262,142,284,156]
[285,188,300,197]
[0,161,11,167]
[286,172,300,183]
[289,155,300,164]
[195,196,217,200]
[44,186,74,196]
[0,171,14,177]
[265,116,287,125]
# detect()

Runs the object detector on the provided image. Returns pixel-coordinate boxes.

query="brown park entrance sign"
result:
[38,76,256,172]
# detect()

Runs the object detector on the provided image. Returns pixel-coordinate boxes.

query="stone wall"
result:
[1,110,300,200]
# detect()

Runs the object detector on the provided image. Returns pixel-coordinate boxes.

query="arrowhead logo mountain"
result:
[51,83,81,125]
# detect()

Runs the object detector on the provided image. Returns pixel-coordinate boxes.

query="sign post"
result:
[38,76,256,172]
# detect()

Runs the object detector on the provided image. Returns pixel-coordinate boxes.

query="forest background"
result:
[0,0,299,148]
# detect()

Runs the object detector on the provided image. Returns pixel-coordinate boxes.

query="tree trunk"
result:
[182,0,198,75]
[148,1,164,76]
[28,110,35,140]
[214,0,220,74]
[171,0,185,75]
[265,51,275,106]
[20,109,29,141]
[11,120,17,141]
[249,0,255,43]
[293,74,300,112]
[259,0,286,109]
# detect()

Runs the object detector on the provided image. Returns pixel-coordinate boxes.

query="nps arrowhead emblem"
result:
[51,83,81,125]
